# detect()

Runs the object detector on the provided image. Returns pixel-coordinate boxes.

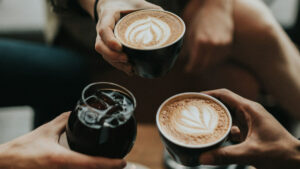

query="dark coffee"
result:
[66,89,136,158]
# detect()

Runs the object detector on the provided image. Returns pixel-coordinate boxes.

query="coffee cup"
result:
[156,92,232,167]
[114,9,186,78]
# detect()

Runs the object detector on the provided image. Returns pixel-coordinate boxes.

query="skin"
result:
[184,0,300,119]
[231,0,300,119]
[77,0,300,117]
[200,89,300,169]
[0,112,126,169]
[183,0,234,72]
[78,0,162,74]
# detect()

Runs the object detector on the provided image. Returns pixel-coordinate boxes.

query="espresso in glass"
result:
[156,93,232,167]
[66,82,137,158]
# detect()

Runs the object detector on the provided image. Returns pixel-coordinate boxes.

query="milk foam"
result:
[159,97,230,146]
[174,105,219,134]
[124,17,171,48]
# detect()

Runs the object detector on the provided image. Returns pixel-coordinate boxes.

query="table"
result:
[125,125,257,169]
[125,124,164,169]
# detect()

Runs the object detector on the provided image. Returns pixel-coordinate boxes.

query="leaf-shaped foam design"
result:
[124,17,171,48]
[174,105,219,134]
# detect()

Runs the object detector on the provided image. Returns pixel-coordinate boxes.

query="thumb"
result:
[199,143,251,165]
[38,112,70,139]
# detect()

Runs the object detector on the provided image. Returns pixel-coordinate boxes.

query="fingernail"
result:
[199,153,214,164]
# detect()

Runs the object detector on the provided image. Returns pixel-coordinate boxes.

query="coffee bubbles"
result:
[124,17,171,48]
[158,94,231,147]
[173,104,219,135]
[115,10,184,50]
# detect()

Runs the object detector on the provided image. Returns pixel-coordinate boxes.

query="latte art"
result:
[158,95,230,146]
[115,10,184,49]
[174,105,218,134]
[125,17,171,48]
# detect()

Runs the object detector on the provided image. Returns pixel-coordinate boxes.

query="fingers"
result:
[39,112,70,139]
[95,35,132,74]
[62,151,126,169]
[98,11,122,52]
[140,1,163,10]
[203,89,248,110]
[229,125,243,143]
[185,39,201,72]
[95,35,127,62]
[199,143,251,165]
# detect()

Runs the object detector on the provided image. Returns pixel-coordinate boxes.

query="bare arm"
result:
[77,0,95,19]
[76,0,162,74]
[232,0,300,118]
[183,0,234,72]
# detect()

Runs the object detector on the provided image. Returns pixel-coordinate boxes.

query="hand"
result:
[94,0,162,74]
[183,0,233,73]
[0,112,126,169]
[200,89,300,169]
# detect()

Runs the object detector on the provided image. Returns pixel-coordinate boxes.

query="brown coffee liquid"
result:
[66,89,136,158]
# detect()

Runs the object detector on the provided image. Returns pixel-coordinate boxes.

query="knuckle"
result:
[95,44,101,52]
[106,39,115,47]
[214,150,229,164]
[195,36,208,44]
[98,27,106,36]
[219,88,231,95]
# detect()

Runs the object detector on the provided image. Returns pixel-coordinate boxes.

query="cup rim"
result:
[114,9,186,51]
[156,92,232,149]
[81,82,137,115]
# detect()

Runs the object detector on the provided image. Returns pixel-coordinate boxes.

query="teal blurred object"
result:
[0,38,89,127]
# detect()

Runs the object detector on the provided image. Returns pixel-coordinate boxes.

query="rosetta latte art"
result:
[174,105,219,134]
[124,17,171,48]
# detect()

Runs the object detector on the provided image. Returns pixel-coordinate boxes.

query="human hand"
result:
[200,89,300,169]
[94,0,162,74]
[183,0,234,73]
[0,112,126,169]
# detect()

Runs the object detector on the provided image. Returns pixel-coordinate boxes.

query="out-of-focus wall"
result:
[0,0,46,32]
[0,0,46,42]
[269,0,299,28]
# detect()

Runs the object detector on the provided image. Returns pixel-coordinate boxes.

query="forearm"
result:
[77,0,95,19]
[201,0,233,11]
[260,29,300,119]
[0,143,11,169]
[232,0,300,119]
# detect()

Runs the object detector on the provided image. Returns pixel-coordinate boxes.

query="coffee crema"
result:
[115,10,185,49]
[158,95,230,146]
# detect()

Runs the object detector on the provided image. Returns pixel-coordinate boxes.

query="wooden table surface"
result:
[125,124,164,169]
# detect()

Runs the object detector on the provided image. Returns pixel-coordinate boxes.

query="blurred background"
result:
[0,0,300,143]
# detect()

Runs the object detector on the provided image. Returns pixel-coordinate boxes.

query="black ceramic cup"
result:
[114,9,186,78]
[156,93,232,167]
